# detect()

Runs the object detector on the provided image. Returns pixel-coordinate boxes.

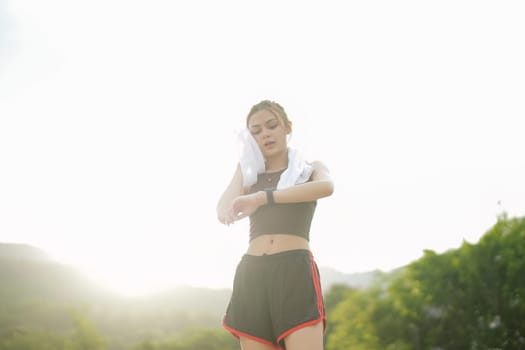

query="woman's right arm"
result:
[217,164,245,225]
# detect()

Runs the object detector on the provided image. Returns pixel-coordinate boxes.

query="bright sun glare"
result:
[50,246,189,297]
[86,262,180,297]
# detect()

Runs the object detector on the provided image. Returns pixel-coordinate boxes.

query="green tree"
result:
[378,215,525,349]
[65,312,106,350]
[324,284,354,315]
[325,288,382,350]
[325,215,525,350]
[173,328,239,350]
[133,328,238,350]
[0,311,106,350]
[0,329,67,350]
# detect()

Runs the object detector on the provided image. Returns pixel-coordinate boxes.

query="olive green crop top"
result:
[248,168,317,242]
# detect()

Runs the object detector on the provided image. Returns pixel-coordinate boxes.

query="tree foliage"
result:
[0,312,106,350]
[2,215,524,349]
[326,215,525,349]
[133,328,238,350]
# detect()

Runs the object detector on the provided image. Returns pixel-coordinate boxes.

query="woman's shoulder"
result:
[309,160,332,183]
[310,160,329,171]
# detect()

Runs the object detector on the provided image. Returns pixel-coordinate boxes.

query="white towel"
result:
[237,128,313,189]
[237,128,266,188]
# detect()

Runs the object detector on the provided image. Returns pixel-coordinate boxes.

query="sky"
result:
[1,0,524,296]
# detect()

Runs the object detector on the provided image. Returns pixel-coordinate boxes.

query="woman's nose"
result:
[261,127,271,137]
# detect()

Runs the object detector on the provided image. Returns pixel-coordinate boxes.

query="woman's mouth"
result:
[264,141,275,148]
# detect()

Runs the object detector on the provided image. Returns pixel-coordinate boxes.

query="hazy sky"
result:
[1,0,524,295]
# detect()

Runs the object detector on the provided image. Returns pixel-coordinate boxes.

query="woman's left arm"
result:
[230,161,334,220]
[272,160,334,204]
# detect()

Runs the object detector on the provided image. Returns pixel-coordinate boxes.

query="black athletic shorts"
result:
[222,249,325,349]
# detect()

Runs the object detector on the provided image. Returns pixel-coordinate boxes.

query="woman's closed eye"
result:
[266,120,279,129]
[249,120,280,135]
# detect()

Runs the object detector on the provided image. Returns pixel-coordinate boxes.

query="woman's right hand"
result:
[231,191,266,221]
[217,165,245,225]
[217,206,238,226]
[218,191,266,226]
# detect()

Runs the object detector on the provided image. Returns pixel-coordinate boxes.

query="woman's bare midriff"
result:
[246,234,310,256]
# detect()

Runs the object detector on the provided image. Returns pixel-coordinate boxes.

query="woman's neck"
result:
[265,149,288,172]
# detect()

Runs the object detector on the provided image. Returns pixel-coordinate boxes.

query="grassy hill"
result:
[0,243,231,349]
[0,242,385,349]
[0,243,50,261]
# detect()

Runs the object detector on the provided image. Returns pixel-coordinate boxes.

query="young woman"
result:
[217,100,334,350]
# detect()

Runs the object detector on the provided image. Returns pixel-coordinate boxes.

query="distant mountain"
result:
[0,242,393,293]
[0,242,390,294]
[0,242,50,261]
[319,266,382,291]
[0,242,231,349]
[0,241,399,349]
[0,243,112,306]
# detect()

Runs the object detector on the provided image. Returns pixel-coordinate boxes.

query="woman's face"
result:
[247,109,291,159]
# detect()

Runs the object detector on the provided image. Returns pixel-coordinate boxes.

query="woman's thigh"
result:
[283,322,324,350]
[239,336,277,350]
